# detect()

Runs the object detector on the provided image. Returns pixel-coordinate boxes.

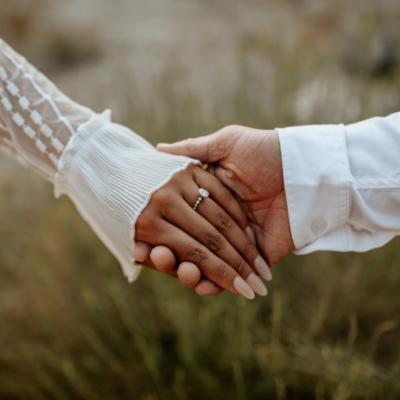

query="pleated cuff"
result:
[55,111,198,282]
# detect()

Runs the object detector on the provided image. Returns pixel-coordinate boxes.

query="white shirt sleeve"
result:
[276,112,400,254]
[0,38,197,281]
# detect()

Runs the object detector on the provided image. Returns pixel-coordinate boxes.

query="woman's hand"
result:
[134,164,269,299]
[157,126,295,267]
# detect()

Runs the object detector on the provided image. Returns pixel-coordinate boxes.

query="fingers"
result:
[156,220,255,299]
[150,246,177,273]
[162,194,267,296]
[182,183,260,274]
[134,243,177,277]
[134,166,264,299]
[133,241,151,263]
[135,219,225,295]
[177,263,223,295]
[157,131,229,163]
[190,167,271,282]
[177,262,201,288]
[135,243,218,296]
[193,167,248,229]
[209,164,272,280]
[195,280,223,296]
[135,246,221,296]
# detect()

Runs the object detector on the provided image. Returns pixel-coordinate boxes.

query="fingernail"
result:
[245,226,256,244]
[233,276,255,300]
[246,273,267,296]
[254,256,272,281]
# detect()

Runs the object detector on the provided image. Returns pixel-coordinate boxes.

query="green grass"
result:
[1,182,400,399]
[1,74,400,398]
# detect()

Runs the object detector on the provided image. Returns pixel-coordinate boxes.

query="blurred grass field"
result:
[1,1,400,399]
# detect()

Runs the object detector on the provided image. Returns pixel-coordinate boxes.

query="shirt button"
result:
[311,218,328,236]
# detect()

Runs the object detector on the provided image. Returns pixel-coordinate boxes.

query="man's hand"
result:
[157,125,295,267]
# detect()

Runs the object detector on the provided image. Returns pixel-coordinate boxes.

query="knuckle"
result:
[216,211,233,232]
[152,189,176,216]
[204,232,223,253]
[152,188,170,205]
[235,259,246,275]
[135,215,164,241]
[186,247,207,264]
[135,214,152,232]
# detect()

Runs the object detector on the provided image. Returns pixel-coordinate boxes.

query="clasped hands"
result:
[133,125,295,299]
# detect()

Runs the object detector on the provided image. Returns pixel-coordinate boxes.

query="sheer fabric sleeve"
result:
[0,38,197,281]
[0,39,93,179]
[0,116,13,152]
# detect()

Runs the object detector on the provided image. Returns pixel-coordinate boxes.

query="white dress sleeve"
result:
[276,112,400,254]
[0,38,197,281]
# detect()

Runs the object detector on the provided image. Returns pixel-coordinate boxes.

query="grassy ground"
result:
[1,1,400,399]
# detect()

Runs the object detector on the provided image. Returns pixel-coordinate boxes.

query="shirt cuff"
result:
[276,124,352,250]
[54,111,198,282]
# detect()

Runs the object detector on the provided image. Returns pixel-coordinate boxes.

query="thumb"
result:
[157,132,228,163]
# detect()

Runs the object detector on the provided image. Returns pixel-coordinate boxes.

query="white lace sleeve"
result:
[0,116,13,153]
[0,38,197,281]
[0,39,93,178]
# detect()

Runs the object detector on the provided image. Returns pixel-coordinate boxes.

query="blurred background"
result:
[1,0,400,399]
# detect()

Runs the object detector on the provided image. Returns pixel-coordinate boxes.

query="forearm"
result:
[277,112,400,253]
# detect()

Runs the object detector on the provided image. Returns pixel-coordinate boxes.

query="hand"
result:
[157,125,295,267]
[134,243,224,296]
[134,164,269,299]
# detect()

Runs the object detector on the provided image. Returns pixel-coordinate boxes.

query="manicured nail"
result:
[245,226,256,244]
[246,273,267,296]
[233,276,255,300]
[254,256,272,281]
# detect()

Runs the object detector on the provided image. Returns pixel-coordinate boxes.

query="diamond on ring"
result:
[198,188,209,198]
[193,187,209,211]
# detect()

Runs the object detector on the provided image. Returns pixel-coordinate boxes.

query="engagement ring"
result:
[193,188,209,211]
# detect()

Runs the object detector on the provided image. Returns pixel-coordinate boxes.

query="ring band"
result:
[193,188,210,211]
